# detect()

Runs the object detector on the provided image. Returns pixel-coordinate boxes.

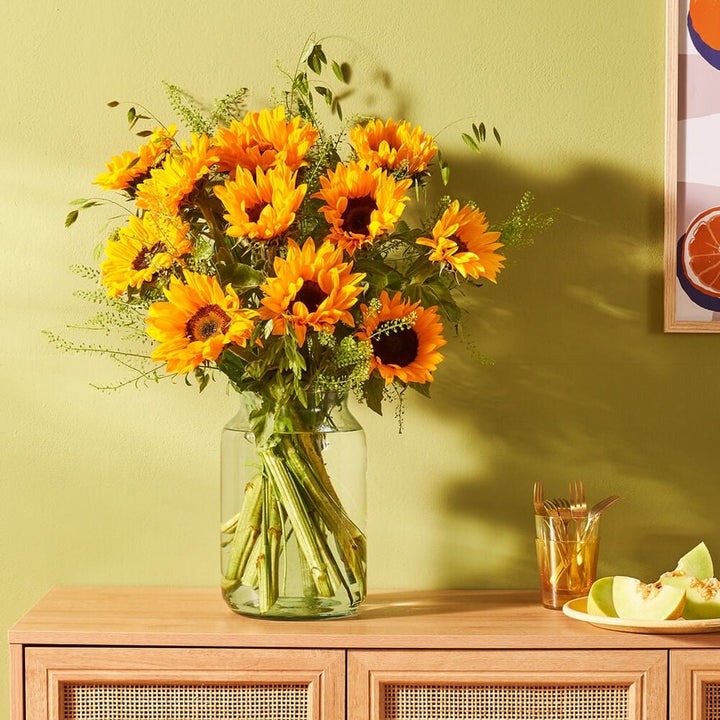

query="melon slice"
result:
[587,577,617,617]
[672,541,714,580]
[679,578,720,620]
[612,576,686,620]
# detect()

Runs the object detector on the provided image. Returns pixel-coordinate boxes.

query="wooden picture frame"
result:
[664,0,720,332]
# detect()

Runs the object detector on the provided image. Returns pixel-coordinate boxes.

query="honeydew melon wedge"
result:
[658,542,717,619]
[661,576,720,620]
[666,541,714,581]
[587,577,617,617]
[683,578,720,619]
[611,576,686,621]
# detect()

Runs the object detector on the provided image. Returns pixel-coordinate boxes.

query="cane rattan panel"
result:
[382,682,629,720]
[61,681,310,720]
[703,682,720,720]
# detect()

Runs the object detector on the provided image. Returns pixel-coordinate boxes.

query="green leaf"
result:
[228,263,265,288]
[475,122,486,142]
[493,127,502,146]
[294,71,309,95]
[136,130,153,137]
[65,210,79,228]
[307,44,327,74]
[314,85,334,107]
[409,381,432,398]
[332,98,343,120]
[127,107,137,124]
[107,100,120,107]
[438,151,450,185]
[331,60,346,83]
[462,133,482,153]
[363,375,385,416]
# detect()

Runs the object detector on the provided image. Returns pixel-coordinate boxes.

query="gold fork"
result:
[533,481,545,515]
[568,481,587,542]
[569,481,587,521]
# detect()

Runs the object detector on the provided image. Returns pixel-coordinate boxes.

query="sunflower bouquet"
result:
[62,42,549,617]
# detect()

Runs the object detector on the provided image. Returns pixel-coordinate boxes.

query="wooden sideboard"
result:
[10,586,720,719]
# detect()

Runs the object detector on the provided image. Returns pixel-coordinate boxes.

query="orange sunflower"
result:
[357,290,446,385]
[259,238,366,346]
[100,213,192,297]
[135,133,218,216]
[417,200,505,281]
[93,125,177,191]
[349,118,437,177]
[312,162,412,255]
[146,270,257,375]
[213,106,319,176]
[213,163,306,242]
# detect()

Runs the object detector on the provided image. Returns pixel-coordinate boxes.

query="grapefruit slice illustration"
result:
[678,206,720,310]
[688,0,720,70]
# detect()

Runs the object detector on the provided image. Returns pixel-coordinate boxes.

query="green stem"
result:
[257,479,280,612]
[282,437,365,594]
[261,448,333,597]
[222,476,263,590]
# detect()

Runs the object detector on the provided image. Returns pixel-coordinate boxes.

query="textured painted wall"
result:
[2,0,703,710]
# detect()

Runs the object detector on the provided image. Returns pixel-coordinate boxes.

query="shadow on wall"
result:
[408,153,720,589]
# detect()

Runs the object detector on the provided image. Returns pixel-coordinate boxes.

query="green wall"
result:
[1,0,705,710]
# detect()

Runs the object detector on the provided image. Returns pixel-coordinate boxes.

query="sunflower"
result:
[100,213,192,297]
[259,238,365,346]
[312,162,412,255]
[213,106,319,176]
[357,290,446,385]
[349,118,437,177]
[135,133,218,216]
[93,125,177,191]
[213,163,306,242]
[416,200,505,281]
[146,270,257,375]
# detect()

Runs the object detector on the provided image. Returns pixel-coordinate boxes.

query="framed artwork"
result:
[665,0,720,332]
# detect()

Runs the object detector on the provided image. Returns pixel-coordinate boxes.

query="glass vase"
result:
[220,388,367,619]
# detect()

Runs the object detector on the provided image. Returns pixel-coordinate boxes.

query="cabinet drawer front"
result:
[349,649,667,720]
[671,649,720,720]
[25,647,344,720]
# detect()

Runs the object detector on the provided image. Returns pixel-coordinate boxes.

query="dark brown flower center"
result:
[372,322,419,367]
[245,203,265,223]
[342,195,377,235]
[294,280,327,313]
[449,234,468,253]
[132,242,165,270]
[186,304,231,341]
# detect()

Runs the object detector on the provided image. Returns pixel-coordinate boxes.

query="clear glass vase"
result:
[220,388,367,619]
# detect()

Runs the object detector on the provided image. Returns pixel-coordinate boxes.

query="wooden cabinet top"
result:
[10,586,720,651]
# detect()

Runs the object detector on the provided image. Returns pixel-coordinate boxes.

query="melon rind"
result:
[587,577,617,617]
[612,576,686,621]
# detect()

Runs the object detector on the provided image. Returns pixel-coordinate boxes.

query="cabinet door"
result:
[671,649,720,720]
[25,646,344,720]
[348,649,666,720]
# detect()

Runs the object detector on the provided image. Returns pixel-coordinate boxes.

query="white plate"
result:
[562,596,720,634]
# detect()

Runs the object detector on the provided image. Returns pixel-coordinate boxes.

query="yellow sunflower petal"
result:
[357,290,446,385]
[312,162,411,255]
[350,117,437,177]
[417,200,505,282]
[258,237,365,345]
[214,163,306,241]
[146,270,256,374]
